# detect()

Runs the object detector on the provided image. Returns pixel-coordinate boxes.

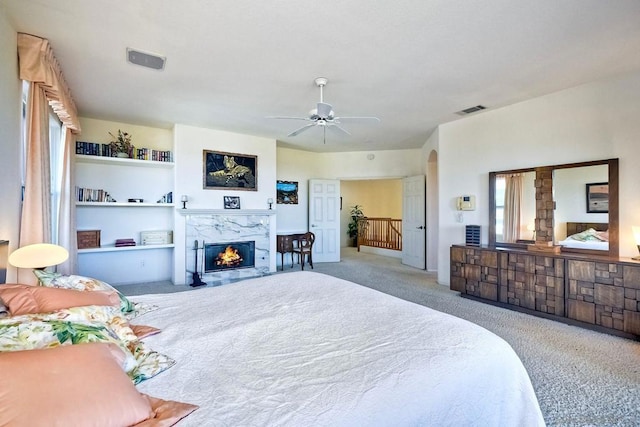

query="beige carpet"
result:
[119,248,640,426]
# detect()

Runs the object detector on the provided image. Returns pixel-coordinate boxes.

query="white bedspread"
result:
[134,271,545,426]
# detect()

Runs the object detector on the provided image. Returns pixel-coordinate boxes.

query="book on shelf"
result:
[115,238,136,247]
[75,186,115,203]
[76,141,172,162]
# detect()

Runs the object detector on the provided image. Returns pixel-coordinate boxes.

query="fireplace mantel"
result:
[177,209,275,216]
[174,208,277,285]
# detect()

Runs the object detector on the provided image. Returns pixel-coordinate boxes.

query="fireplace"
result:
[204,241,255,272]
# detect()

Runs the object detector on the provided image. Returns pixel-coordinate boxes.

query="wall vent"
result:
[126,48,166,71]
[455,105,486,116]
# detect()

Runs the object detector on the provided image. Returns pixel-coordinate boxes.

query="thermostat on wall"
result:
[457,195,476,211]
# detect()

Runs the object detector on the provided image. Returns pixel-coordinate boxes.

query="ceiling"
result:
[3,0,640,153]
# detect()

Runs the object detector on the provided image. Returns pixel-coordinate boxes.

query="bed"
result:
[131,271,545,426]
[557,222,609,251]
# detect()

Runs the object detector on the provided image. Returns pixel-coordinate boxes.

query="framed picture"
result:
[276,180,298,204]
[203,150,257,191]
[223,196,241,209]
[586,182,609,213]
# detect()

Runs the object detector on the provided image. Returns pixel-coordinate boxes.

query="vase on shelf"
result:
[116,152,129,158]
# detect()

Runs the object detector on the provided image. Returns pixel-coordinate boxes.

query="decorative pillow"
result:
[131,324,162,339]
[33,270,135,313]
[138,395,199,426]
[0,283,119,315]
[568,228,608,242]
[0,299,8,318]
[0,313,139,375]
[0,343,155,427]
[0,304,175,384]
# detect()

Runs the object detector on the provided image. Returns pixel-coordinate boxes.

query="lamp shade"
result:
[633,227,640,246]
[8,244,69,269]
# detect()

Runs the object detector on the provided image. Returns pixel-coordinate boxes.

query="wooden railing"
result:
[357,217,402,251]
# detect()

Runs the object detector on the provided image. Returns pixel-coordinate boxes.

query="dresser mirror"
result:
[489,158,619,257]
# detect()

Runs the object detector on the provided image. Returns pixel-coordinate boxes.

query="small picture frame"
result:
[223,196,240,209]
[586,182,608,213]
[276,180,299,204]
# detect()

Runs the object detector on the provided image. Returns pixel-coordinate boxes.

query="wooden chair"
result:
[292,232,315,270]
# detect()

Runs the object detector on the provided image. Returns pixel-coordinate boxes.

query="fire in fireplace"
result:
[204,241,255,272]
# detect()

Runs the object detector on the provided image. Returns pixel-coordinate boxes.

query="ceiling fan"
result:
[268,77,380,142]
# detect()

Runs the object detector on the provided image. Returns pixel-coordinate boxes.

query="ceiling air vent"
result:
[126,48,166,71]
[455,105,486,116]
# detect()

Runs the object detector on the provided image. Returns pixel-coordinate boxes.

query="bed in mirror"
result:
[489,158,619,258]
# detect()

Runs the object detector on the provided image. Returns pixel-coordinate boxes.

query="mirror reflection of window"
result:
[495,171,536,244]
[495,176,505,241]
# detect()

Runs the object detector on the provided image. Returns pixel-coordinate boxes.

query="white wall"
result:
[436,70,640,285]
[0,10,22,282]
[172,124,277,284]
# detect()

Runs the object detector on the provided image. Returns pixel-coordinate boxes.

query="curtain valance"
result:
[17,33,81,134]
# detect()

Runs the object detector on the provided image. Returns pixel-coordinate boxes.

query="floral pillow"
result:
[568,228,609,242]
[33,270,135,313]
[0,305,174,384]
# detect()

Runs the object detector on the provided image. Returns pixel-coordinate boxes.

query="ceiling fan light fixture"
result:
[267,77,380,140]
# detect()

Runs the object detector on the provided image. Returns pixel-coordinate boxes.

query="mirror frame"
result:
[489,158,619,258]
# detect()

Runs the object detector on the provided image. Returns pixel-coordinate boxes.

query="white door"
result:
[402,175,426,269]
[309,179,341,263]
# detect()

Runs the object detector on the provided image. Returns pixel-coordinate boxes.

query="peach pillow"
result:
[131,324,162,339]
[0,283,119,315]
[0,343,154,426]
[138,395,199,426]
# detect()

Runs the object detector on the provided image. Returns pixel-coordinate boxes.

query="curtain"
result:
[18,83,51,284]
[57,126,77,275]
[17,33,81,281]
[503,174,523,243]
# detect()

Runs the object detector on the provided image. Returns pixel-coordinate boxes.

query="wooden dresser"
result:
[450,245,640,340]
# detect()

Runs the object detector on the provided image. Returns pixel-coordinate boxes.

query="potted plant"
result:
[109,130,133,158]
[347,204,364,247]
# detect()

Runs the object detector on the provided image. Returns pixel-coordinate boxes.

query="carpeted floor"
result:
[118,248,640,426]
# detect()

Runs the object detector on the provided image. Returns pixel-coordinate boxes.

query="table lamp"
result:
[632,226,640,260]
[8,243,69,269]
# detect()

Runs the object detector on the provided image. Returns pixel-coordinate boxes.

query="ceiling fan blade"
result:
[316,102,333,118]
[328,123,351,136]
[333,116,380,122]
[266,116,311,121]
[288,123,316,137]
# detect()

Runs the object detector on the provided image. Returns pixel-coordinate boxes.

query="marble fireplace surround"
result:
[175,209,277,285]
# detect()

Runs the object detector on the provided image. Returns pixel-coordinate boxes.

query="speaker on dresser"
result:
[465,225,481,246]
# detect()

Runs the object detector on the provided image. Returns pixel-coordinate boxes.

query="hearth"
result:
[204,240,255,272]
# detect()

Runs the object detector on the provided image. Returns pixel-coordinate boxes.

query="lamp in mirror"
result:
[527,223,536,240]
[8,243,69,270]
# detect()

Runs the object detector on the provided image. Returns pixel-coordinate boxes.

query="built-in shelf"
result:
[76,202,175,207]
[78,244,174,254]
[75,154,174,168]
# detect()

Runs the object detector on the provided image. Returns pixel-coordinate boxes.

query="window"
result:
[49,114,64,244]
[20,82,65,244]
